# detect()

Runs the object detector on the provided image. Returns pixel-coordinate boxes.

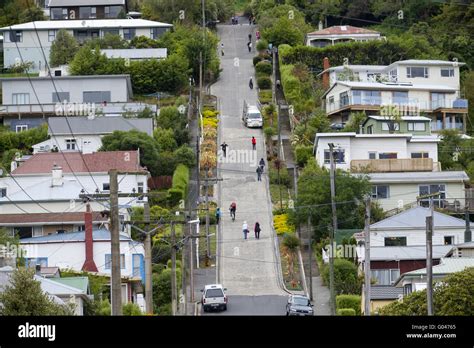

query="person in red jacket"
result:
[251,136,256,150]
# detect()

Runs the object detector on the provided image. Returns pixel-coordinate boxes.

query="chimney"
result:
[10,160,17,172]
[318,20,323,31]
[51,164,63,187]
[82,204,98,272]
[322,57,330,90]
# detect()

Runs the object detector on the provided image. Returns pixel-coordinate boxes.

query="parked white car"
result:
[201,284,228,312]
[242,101,263,128]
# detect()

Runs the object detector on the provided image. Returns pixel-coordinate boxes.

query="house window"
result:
[444,236,454,245]
[12,93,30,105]
[372,185,390,199]
[9,30,23,43]
[329,96,334,105]
[80,7,96,19]
[123,28,136,40]
[52,92,70,103]
[404,284,412,295]
[384,237,407,247]
[407,66,428,78]
[324,149,345,164]
[431,92,446,109]
[0,188,6,197]
[13,227,33,239]
[379,152,397,159]
[353,90,381,105]
[26,257,48,268]
[381,122,400,131]
[340,92,349,107]
[393,91,408,105]
[389,69,398,81]
[51,8,67,19]
[419,184,446,207]
[368,152,377,159]
[132,254,144,279]
[441,68,454,77]
[103,183,110,191]
[83,91,111,103]
[105,254,125,269]
[371,269,400,285]
[15,125,28,133]
[65,139,76,150]
[366,125,373,134]
[48,30,56,42]
[408,122,426,131]
[150,27,167,40]
[33,226,43,237]
[102,29,120,37]
[75,225,85,231]
[137,182,144,193]
[411,152,429,159]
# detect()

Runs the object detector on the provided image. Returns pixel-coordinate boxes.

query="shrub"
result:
[257,76,272,89]
[167,188,183,207]
[171,164,189,197]
[264,126,276,138]
[269,162,290,187]
[337,308,356,316]
[255,61,272,75]
[282,233,299,250]
[256,39,269,52]
[295,145,313,167]
[258,89,272,104]
[336,295,361,316]
[253,55,263,66]
[321,259,362,295]
[122,302,142,316]
[273,214,295,235]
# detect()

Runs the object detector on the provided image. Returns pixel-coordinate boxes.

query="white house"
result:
[101,48,168,61]
[0,19,172,72]
[306,25,382,47]
[20,228,145,304]
[0,74,156,129]
[48,0,128,20]
[321,60,468,132]
[0,151,149,234]
[32,116,154,154]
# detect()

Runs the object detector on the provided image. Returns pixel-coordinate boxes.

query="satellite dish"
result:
[81,20,86,27]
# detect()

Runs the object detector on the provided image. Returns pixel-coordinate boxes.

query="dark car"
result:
[286,295,314,316]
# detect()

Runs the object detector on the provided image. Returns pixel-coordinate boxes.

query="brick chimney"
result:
[322,57,330,90]
[82,204,98,272]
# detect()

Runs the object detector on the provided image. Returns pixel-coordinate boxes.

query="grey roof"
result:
[369,245,452,261]
[20,229,131,243]
[363,171,469,184]
[49,0,125,6]
[392,60,466,67]
[48,116,153,136]
[0,19,172,31]
[369,286,403,300]
[370,206,471,230]
[367,115,431,122]
[101,48,167,60]
[337,81,457,92]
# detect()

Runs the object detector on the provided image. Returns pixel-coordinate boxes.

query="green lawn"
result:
[270,184,289,208]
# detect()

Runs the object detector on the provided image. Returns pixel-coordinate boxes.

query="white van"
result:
[242,101,263,128]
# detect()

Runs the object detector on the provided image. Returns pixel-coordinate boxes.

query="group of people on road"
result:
[242,221,261,240]
[256,158,265,181]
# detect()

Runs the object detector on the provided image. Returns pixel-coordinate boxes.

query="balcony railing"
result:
[351,158,435,173]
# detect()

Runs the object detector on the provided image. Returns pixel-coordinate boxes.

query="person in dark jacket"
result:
[259,158,265,172]
[254,222,261,239]
[256,166,263,181]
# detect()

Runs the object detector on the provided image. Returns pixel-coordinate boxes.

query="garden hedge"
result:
[336,308,356,316]
[257,76,272,89]
[336,294,361,316]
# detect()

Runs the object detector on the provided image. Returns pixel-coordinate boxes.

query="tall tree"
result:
[49,29,79,67]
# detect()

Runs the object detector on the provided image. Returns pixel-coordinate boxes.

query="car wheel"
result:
[223,305,227,311]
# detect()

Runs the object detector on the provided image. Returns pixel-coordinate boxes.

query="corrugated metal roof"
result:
[369,245,452,261]
[370,286,403,300]
[308,25,380,36]
[35,275,86,295]
[49,277,89,293]
[363,171,469,184]
[48,116,153,136]
[402,257,474,276]
[20,229,131,243]
[370,206,470,230]
[368,116,431,122]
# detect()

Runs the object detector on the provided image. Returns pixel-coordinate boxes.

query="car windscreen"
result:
[206,289,224,298]
[293,297,310,306]
[248,112,261,119]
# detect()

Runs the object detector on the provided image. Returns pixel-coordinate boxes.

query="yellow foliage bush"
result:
[273,214,295,235]
[200,118,219,129]
[202,109,219,118]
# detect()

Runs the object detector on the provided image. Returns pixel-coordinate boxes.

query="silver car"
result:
[286,295,314,316]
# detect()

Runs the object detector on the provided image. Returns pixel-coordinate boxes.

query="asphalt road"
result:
[203,20,289,315]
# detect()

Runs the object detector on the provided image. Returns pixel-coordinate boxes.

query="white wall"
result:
[406,142,439,162]
[396,64,461,90]
[21,240,145,278]
[315,136,352,170]
[33,135,103,154]
[371,228,466,247]
[372,182,465,211]
[2,77,129,105]
[351,137,409,160]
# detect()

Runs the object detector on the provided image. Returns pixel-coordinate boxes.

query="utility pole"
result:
[109,169,122,315]
[171,222,177,316]
[205,168,210,260]
[189,201,195,305]
[465,203,472,243]
[272,47,277,105]
[308,215,313,301]
[144,202,153,315]
[196,138,201,202]
[328,143,337,316]
[364,196,371,316]
[426,197,434,315]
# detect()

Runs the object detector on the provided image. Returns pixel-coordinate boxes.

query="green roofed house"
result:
[362,116,432,136]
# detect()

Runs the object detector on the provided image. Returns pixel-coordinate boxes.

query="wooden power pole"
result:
[171,222,177,316]
[426,197,434,315]
[328,143,337,316]
[144,202,153,314]
[109,169,122,315]
[364,196,371,316]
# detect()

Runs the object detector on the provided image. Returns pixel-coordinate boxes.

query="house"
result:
[361,115,432,135]
[306,25,382,47]
[0,75,157,129]
[32,116,154,154]
[361,285,403,315]
[0,19,172,72]
[48,0,128,20]
[445,241,474,258]
[321,60,468,133]
[356,206,472,286]
[20,226,145,304]
[101,48,168,61]
[0,151,148,233]
[393,257,474,295]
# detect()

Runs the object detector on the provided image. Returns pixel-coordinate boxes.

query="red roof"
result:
[12,151,144,175]
[308,25,379,36]
[0,212,107,224]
